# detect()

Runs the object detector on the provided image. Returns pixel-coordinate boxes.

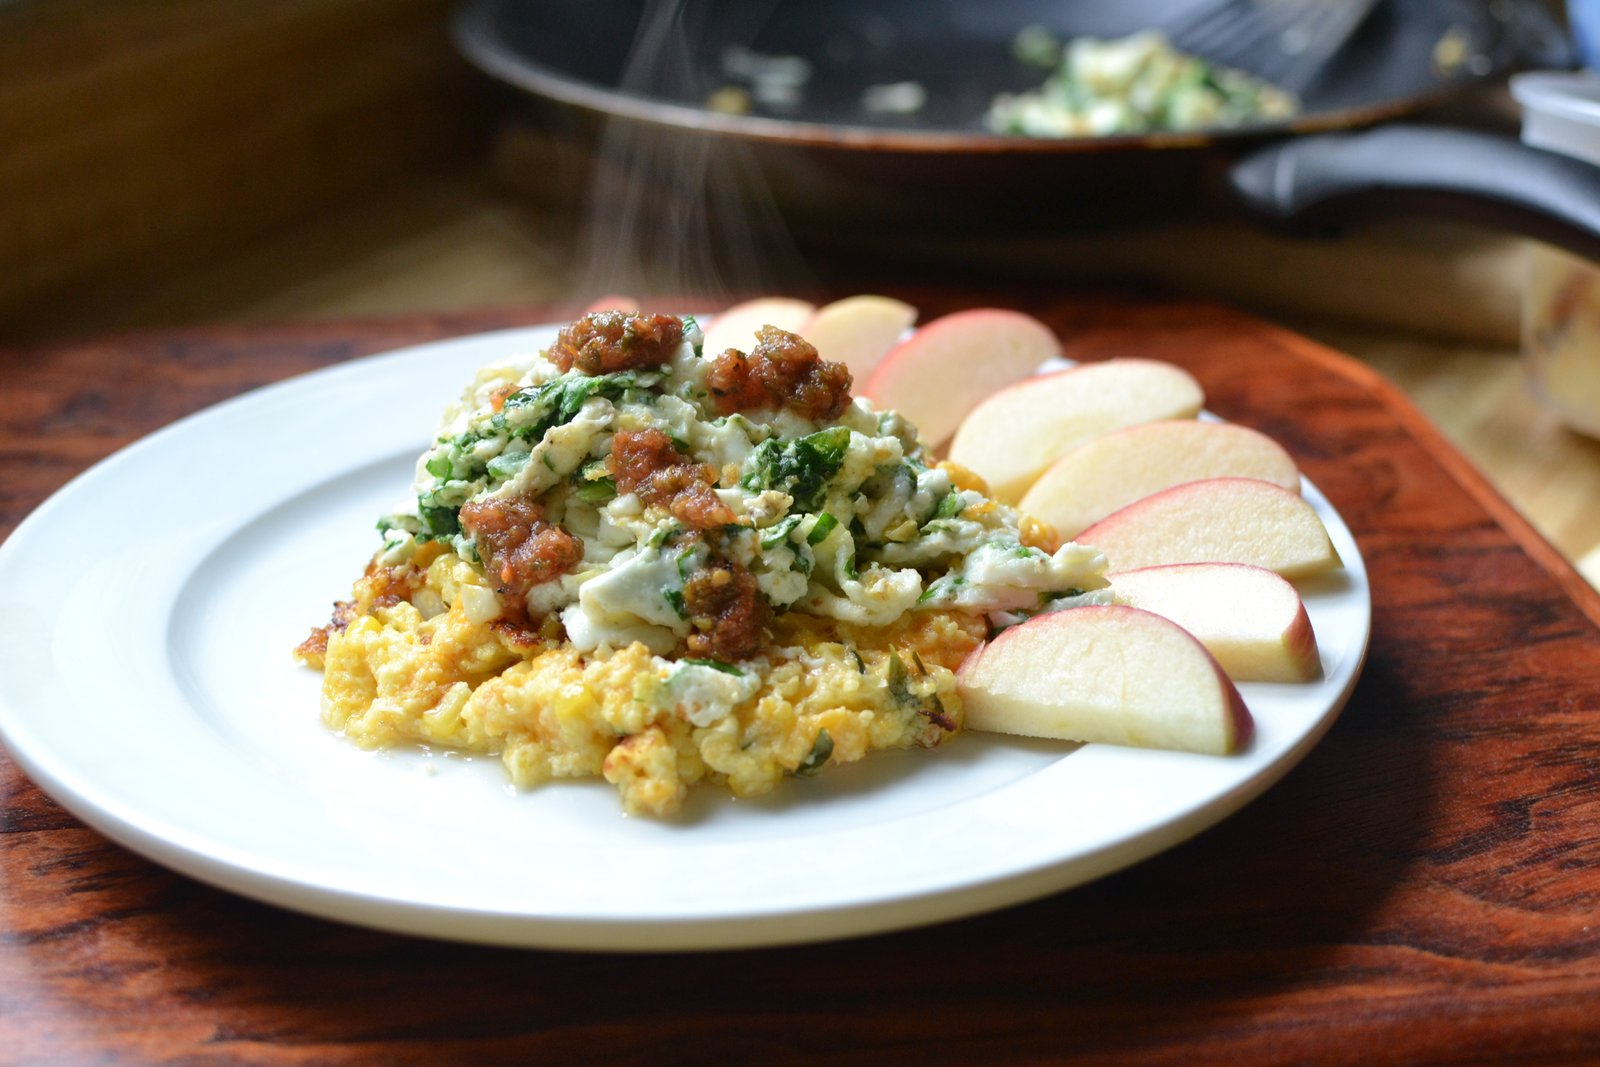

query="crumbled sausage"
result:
[705,326,853,420]
[609,427,737,530]
[459,496,584,611]
[548,311,684,376]
[683,559,768,661]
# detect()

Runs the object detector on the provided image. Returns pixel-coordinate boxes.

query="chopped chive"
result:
[682,657,743,676]
[574,476,617,505]
[807,511,839,545]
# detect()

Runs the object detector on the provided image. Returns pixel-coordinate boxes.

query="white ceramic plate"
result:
[0,324,1369,952]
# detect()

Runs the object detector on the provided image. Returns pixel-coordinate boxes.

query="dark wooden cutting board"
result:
[4,292,1600,1065]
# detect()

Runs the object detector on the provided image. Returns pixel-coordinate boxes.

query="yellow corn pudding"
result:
[298,310,1107,815]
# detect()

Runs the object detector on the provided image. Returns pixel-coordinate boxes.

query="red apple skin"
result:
[1107,562,1321,683]
[1075,477,1340,578]
[862,308,1062,447]
[957,605,1254,755]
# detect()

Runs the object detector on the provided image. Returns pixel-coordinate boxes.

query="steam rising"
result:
[573,0,817,306]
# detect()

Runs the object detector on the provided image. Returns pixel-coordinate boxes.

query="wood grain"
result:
[4,293,1600,1065]
[0,0,490,330]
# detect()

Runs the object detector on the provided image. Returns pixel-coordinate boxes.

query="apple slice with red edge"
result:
[947,358,1205,502]
[1107,563,1321,683]
[800,295,917,379]
[701,297,815,357]
[1019,419,1302,539]
[863,308,1062,448]
[958,605,1253,755]
[1078,477,1340,578]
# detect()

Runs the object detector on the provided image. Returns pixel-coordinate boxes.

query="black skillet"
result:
[453,0,1583,239]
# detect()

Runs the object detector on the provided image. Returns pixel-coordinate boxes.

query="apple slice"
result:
[1108,563,1321,682]
[1078,477,1340,578]
[946,359,1205,502]
[958,605,1252,755]
[1020,420,1301,539]
[701,297,815,357]
[862,308,1062,447]
[800,295,917,379]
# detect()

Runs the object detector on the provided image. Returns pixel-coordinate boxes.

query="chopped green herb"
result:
[664,589,688,619]
[417,504,461,541]
[486,450,530,480]
[886,650,913,706]
[760,515,803,550]
[681,657,743,676]
[917,575,967,603]
[425,453,454,479]
[797,729,833,776]
[574,476,617,505]
[498,371,638,442]
[740,426,852,512]
[807,512,839,545]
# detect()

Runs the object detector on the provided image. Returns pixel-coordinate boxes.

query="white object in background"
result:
[1513,70,1600,438]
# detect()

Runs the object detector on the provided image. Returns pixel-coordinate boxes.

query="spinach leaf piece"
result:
[740,426,852,512]
[499,371,639,442]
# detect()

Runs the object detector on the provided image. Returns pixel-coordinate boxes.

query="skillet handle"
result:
[1230,124,1600,262]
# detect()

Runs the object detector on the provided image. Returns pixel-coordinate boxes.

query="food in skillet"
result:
[987,29,1299,137]
[297,301,1340,816]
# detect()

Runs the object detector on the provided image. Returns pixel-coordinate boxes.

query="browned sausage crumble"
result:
[705,326,853,421]
[548,311,685,376]
[682,558,769,661]
[459,496,584,610]
[609,427,738,531]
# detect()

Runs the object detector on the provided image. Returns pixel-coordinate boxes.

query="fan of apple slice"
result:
[1020,420,1302,540]
[947,359,1206,502]
[959,606,1254,755]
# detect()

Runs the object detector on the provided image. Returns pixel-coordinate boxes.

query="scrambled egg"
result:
[988,30,1298,137]
[299,311,1106,816]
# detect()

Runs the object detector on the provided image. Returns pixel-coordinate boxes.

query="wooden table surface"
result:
[5,290,1600,1064]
